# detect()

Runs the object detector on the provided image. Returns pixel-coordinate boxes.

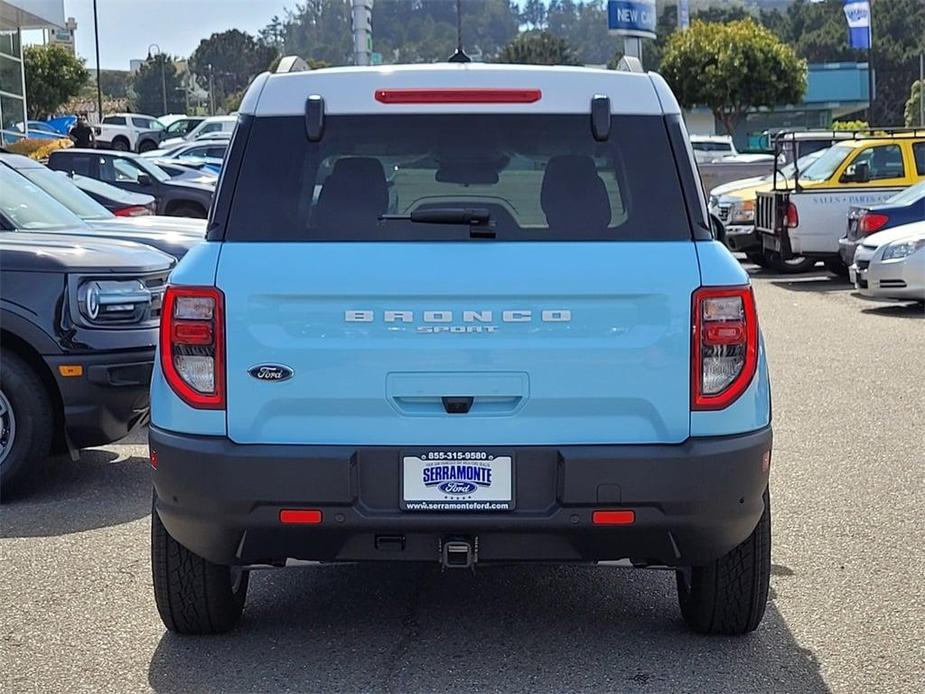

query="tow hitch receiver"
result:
[441,537,476,569]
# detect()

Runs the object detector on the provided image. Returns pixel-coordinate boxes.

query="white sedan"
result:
[851,221,925,303]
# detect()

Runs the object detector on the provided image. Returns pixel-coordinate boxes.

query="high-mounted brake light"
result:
[692,286,758,411]
[374,88,542,104]
[160,286,225,409]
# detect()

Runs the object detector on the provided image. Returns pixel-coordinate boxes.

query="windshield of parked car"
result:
[18,167,114,221]
[885,179,925,205]
[224,114,692,242]
[799,144,853,182]
[0,165,90,231]
[131,156,171,182]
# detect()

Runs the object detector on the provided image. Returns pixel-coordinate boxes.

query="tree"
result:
[521,0,547,29]
[661,20,807,135]
[23,45,89,119]
[497,31,581,66]
[906,80,923,127]
[189,29,278,106]
[132,55,185,117]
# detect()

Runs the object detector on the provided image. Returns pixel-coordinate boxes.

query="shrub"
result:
[6,137,73,161]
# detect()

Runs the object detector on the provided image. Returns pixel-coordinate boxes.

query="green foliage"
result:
[906,80,923,127]
[521,0,546,29]
[832,120,868,131]
[23,45,89,119]
[189,29,278,107]
[661,19,806,135]
[497,31,581,66]
[99,70,132,99]
[132,55,185,117]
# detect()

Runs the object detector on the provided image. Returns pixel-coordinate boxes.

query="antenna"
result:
[448,0,471,63]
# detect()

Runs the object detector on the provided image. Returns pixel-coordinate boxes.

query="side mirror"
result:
[709,216,725,242]
[137,173,153,186]
[843,161,871,183]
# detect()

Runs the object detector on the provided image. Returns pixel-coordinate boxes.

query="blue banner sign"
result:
[607,0,657,40]
[843,1,871,50]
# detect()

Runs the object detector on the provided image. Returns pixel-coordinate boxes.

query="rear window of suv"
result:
[222,114,692,241]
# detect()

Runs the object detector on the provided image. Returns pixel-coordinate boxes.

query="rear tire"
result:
[764,251,816,274]
[151,493,249,634]
[745,251,769,268]
[676,489,771,635]
[137,139,157,153]
[824,258,850,277]
[0,350,54,497]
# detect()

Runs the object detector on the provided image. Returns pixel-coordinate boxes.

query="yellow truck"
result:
[756,130,925,275]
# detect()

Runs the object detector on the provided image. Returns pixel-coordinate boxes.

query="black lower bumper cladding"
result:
[150,426,772,568]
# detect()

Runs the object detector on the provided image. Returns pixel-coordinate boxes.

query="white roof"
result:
[240,63,679,117]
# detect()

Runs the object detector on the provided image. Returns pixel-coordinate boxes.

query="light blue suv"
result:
[148,64,772,635]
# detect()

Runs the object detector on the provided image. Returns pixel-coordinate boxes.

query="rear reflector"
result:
[592,510,636,526]
[374,88,542,104]
[279,509,323,525]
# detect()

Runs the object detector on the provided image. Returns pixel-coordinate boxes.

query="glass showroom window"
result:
[0,29,26,146]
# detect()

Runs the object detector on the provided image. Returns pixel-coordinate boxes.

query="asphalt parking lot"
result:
[1,264,922,694]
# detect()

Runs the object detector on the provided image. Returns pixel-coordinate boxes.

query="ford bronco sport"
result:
[149,64,773,636]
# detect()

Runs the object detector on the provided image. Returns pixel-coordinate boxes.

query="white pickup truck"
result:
[756,130,925,275]
[95,113,165,153]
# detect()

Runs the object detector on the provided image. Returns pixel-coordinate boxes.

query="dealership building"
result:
[1,0,64,144]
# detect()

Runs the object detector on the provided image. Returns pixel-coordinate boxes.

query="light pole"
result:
[92,0,102,120]
[147,43,167,116]
[207,63,215,116]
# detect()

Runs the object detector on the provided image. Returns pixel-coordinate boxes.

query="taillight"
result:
[114,205,152,217]
[692,286,758,411]
[858,212,889,235]
[160,286,225,409]
[784,202,799,228]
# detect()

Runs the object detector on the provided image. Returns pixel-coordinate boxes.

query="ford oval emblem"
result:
[438,481,478,495]
[248,364,294,382]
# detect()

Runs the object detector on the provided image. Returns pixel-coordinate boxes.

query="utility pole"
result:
[351,0,373,66]
[866,1,874,124]
[207,64,215,116]
[147,44,167,115]
[919,52,924,127]
[92,0,102,121]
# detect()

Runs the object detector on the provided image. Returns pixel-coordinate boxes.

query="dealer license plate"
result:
[401,451,514,511]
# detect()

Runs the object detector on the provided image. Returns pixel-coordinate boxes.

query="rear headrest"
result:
[315,157,388,231]
[540,155,611,232]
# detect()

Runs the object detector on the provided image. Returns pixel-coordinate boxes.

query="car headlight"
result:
[729,200,755,224]
[882,238,925,261]
[77,279,152,324]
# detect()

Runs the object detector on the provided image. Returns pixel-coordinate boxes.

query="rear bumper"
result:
[46,349,154,449]
[151,426,772,567]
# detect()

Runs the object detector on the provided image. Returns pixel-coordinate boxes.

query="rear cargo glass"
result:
[223,114,691,241]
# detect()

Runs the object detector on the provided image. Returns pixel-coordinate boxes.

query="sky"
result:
[62,0,291,70]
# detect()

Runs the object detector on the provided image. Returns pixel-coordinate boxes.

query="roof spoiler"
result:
[276,56,310,74]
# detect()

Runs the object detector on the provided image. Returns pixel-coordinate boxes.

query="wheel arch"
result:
[165,198,207,218]
[0,324,66,452]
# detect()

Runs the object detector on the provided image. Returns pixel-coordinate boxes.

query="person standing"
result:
[68,114,96,149]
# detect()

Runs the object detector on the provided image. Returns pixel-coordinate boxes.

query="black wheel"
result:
[676,489,771,635]
[745,251,769,268]
[0,350,54,497]
[151,493,248,634]
[764,251,816,274]
[824,258,850,277]
[168,203,207,219]
[112,137,129,152]
[137,139,157,153]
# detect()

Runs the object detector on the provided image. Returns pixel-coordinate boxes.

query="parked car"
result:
[0,162,203,260]
[850,221,925,303]
[839,180,925,266]
[13,120,62,140]
[69,173,158,215]
[149,63,772,636]
[158,116,205,140]
[95,113,165,153]
[159,115,236,149]
[757,132,925,276]
[0,231,173,494]
[48,149,214,218]
[140,139,229,161]
[153,157,223,178]
[690,135,739,163]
